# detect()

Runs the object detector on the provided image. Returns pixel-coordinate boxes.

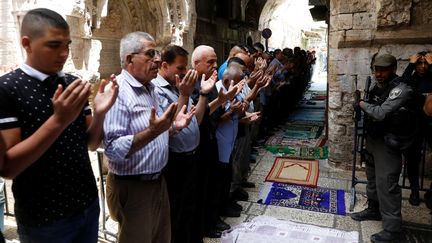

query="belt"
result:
[113,172,161,181]
[171,149,197,156]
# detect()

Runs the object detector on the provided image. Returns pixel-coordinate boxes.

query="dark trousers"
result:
[366,135,402,233]
[213,161,232,216]
[18,199,99,243]
[190,137,218,243]
[404,135,423,190]
[190,152,210,243]
[232,126,252,191]
[164,150,198,243]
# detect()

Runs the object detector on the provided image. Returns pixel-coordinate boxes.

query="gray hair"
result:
[120,32,155,69]
[191,45,214,68]
[222,65,240,85]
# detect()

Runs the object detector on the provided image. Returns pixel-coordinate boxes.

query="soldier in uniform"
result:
[351,54,416,243]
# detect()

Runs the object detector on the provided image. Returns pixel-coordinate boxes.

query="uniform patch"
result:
[389,88,402,100]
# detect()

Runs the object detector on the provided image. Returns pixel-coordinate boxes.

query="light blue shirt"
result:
[217,60,228,81]
[103,70,169,175]
[152,74,200,153]
[215,80,240,163]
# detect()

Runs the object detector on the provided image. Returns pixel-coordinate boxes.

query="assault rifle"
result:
[349,76,371,211]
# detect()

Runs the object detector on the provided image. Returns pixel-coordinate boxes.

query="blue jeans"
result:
[18,198,100,243]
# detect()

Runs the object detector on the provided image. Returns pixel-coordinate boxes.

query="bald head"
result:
[191,45,214,68]
[222,65,242,88]
[21,8,69,39]
[191,45,217,77]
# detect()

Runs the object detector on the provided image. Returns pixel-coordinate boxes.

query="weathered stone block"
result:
[377,0,412,28]
[328,124,347,140]
[341,75,357,93]
[330,0,371,15]
[356,74,373,92]
[328,140,354,165]
[345,29,373,42]
[330,14,353,31]
[328,74,342,91]
[328,91,342,109]
[353,12,375,29]
[328,30,345,49]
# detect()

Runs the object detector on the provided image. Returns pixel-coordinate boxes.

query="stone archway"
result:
[92,0,196,76]
[258,0,322,50]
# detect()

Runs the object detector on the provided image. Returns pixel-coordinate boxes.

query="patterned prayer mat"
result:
[312,95,327,100]
[288,109,326,122]
[222,216,358,243]
[266,136,326,147]
[265,158,319,186]
[258,182,346,216]
[265,146,328,159]
[283,125,323,139]
[284,120,325,126]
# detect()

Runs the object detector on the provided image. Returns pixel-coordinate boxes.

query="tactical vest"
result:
[366,77,418,149]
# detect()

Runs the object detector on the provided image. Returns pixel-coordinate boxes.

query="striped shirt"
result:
[152,74,200,153]
[103,70,169,175]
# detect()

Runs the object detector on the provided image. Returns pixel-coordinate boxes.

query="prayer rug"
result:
[258,182,346,216]
[265,157,319,187]
[265,146,328,159]
[284,120,325,126]
[283,125,323,139]
[221,216,358,243]
[288,109,326,122]
[266,136,326,147]
[312,95,327,100]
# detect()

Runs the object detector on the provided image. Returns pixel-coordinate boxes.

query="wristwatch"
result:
[199,91,210,97]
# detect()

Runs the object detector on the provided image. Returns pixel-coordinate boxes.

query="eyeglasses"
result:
[416,61,428,65]
[131,49,161,59]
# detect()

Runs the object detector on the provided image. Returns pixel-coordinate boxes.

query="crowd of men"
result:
[0,8,316,243]
[1,7,432,243]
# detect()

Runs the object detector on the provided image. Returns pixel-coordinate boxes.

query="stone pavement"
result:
[201,145,432,243]
[2,143,431,242]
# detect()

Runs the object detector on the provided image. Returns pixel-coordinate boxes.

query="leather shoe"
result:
[241,181,256,188]
[370,230,400,243]
[408,190,420,206]
[350,208,381,221]
[231,188,249,201]
[215,218,231,231]
[204,229,222,238]
[221,205,241,217]
[229,201,243,211]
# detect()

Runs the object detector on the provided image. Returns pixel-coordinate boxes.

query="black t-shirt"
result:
[0,69,97,227]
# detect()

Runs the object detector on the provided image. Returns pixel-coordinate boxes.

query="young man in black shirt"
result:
[0,8,118,242]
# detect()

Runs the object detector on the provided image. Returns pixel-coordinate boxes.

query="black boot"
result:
[351,200,381,221]
[408,190,420,206]
[370,230,401,243]
[424,183,432,209]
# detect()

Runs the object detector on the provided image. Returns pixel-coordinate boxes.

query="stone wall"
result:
[328,0,432,168]
[0,0,19,73]
[0,0,196,79]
